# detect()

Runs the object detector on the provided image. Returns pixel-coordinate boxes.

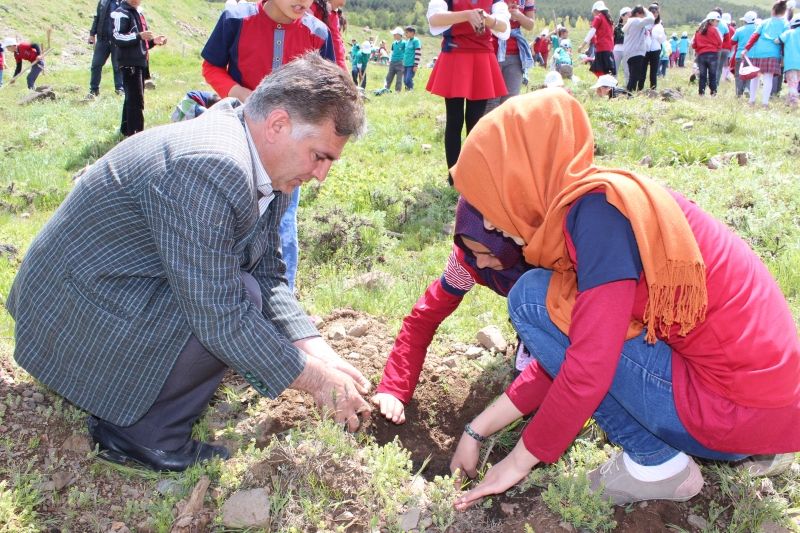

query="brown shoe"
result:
[588,452,704,506]
[733,454,795,477]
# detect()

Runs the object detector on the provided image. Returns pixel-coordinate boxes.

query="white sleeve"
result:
[490,1,511,40]
[653,23,666,44]
[584,27,597,43]
[428,0,451,36]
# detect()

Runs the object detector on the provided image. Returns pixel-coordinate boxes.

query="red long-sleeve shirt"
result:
[692,27,722,55]
[310,2,346,71]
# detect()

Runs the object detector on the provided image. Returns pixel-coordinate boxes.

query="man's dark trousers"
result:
[110,272,262,451]
[90,38,123,94]
[120,65,145,136]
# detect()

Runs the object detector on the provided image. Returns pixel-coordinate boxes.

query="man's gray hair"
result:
[245,52,366,139]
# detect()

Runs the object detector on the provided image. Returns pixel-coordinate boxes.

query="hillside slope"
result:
[0,0,223,68]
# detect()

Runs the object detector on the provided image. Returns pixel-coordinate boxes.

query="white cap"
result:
[755,18,763,24]
[740,11,757,23]
[592,1,608,12]
[541,28,549,35]
[619,6,632,16]
[3,37,17,47]
[704,11,721,21]
[789,0,797,9]
[544,71,565,87]
[590,74,618,89]
[672,32,678,37]
[792,13,800,25]
[561,40,572,48]
[391,27,404,35]
[681,31,688,36]
[721,13,731,24]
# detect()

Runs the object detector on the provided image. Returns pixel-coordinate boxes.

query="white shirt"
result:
[244,121,274,215]
[427,0,511,40]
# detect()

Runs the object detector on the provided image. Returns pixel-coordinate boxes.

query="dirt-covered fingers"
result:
[450,435,481,486]
[370,393,406,424]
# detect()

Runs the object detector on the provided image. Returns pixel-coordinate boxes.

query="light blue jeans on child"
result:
[507,268,748,466]
[278,187,300,292]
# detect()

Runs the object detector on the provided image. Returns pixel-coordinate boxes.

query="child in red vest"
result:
[4,38,44,90]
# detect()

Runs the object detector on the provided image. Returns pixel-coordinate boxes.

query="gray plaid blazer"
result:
[7,100,319,426]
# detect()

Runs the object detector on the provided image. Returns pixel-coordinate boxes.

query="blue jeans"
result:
[403,66,416,90]
[278,187,300,292]
[508,269,747,466]
[659,58,668,77]
[697,52,718,95]
[89,38,123,94]
[0,66,3,88]
[27,61,44,90]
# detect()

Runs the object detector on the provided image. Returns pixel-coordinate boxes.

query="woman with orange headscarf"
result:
[448,88,800,508]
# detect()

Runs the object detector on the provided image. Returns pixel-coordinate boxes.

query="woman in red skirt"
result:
[427,0,509,186]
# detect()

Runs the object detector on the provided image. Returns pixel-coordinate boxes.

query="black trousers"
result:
[110,272,262,451]
[643,49,661,89]
[120,65,145,137]
[626,55,647,92]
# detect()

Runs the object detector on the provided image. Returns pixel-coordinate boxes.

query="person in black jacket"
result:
[88,0,124,98]
[111,0,166,136]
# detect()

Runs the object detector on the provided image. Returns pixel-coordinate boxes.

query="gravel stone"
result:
[221,488,271,528]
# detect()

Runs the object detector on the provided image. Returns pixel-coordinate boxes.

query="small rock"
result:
[216,402,233,416]
[500,502,518,515]
[155,479,183,497]
[43,481,55,491]
[638,501,648,508]
[335,511,355,521]
[682,122,694,131]
[22,390,33,397]
[347,322,369,337]
[760,519,791,533]
[442,355,460,368]
[17,88,56,105]
[687,514,709,530]
[136,521,156,533]
[221,488,271,528]
[0,426,6,433]
[361,344,379,357]
[464,346,484,359]
[397,508,421,531]
[558,522,575,532]
[0,404,6,413]
[345,271,394,291]
[639,155,652,167]
[442,223,454,235]
[62,435,92,454]
[347,352,362,360]
[706,156,722,170]
[255,416,276,449]
[421,144,431,152]
[722,151,748,166]
[32,392,45,403]
[53,471,74,491]
[477,325,507,352]
[310,315,324,327]
[328,325,346,341]
[144,79,156,90]
[660,88,684,101]
[420,517,433,528]
[643,88,660,98]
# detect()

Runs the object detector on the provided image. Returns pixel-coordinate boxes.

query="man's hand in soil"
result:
[371,392,406,424]
[294,336,371,395]
[454,440,540,510]
[289,355,371,432]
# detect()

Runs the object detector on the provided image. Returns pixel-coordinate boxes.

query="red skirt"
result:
[426,51,508,100]
[748,56,782,76]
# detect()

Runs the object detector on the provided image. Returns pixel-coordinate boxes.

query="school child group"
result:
[4,0,800,513]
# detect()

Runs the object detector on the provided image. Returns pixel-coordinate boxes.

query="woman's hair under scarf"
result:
[453,196,528,297]
[451,88,708,344]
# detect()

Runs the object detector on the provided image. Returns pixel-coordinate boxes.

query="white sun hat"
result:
[592,1,608,12]
[544,71,565,87]
[3,37,17,48]
[704,11,721,21]
[740,11,757,23]
[590,74,618,89]
[791,13,800,26]
[541,28,549,35]
[620,6,632,16]
[721,13,732,24]
[391,27,404,35]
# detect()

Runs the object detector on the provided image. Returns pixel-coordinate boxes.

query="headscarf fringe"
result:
[643,261,708,344]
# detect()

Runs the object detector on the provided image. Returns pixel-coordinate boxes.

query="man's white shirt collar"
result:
[244,120,274,215]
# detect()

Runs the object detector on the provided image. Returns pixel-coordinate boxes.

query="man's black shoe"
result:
[87,416,229,472]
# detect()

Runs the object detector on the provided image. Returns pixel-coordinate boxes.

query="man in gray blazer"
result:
[8,54,371,472]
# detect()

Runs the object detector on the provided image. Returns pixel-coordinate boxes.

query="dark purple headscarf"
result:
[453,196,529,297]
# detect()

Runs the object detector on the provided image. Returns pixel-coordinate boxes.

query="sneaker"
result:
[83,93,98,101]
[116,89,125,96]
[588,452,704,506]
[733,454,795,477]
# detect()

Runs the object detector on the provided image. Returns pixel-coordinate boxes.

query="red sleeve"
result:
[202,60,238,98]
[519,279,637,463]
[744,30,760,51]
[505,358,553,414]
[331,24,347,71]
[691,32,698,51]
[591,16,602,30]
[376,277,464,403]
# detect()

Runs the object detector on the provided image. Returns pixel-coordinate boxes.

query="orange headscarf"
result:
[452,89,707,343]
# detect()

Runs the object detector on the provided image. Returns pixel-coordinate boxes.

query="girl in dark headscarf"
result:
[372,197,529,424]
